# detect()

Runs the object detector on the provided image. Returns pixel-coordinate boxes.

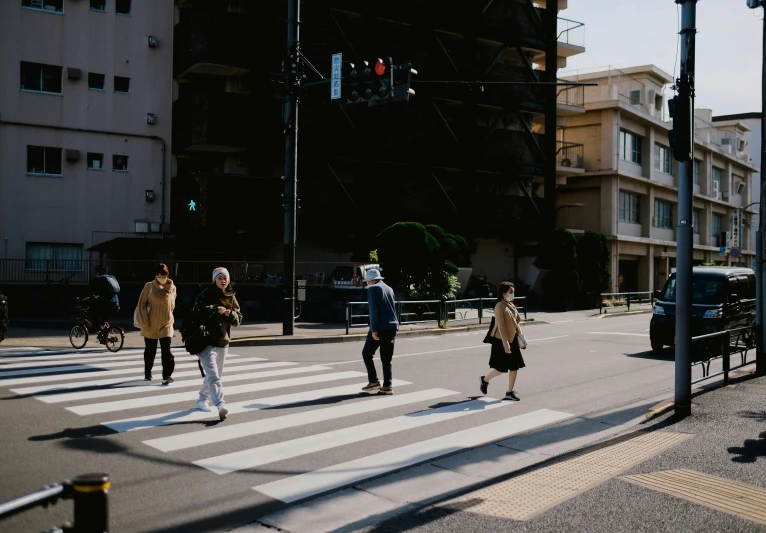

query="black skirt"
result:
[488,336,526,372]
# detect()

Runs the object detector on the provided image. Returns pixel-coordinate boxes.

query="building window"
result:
[693,159,701,185]
[88,72,105,90]
[114,76,130,94]
[654,199,673,229]
[90,0,106,11]
[25,242,83,272]
[22,0,63,13]
[113,154,129,171]
[619,191,640,223]
[20,61,62,94]
[619,130,642,165]
[116,0,131,14]
[712,213,723,245]
[87,153,104,170]
[27,145,62,176]
[712,166,723,198]
[692,209,700,234]
[654,144,672,174]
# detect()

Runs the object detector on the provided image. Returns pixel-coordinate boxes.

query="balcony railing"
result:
[558,17,585,47]
[556,141,584,168]
[557,81,585,108]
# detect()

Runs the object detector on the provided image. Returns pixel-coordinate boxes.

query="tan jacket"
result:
[136,279,177,339]
[491,300,523,345]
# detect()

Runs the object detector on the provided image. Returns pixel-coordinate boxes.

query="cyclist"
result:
[89,264,120,336]
[0,289,8,342]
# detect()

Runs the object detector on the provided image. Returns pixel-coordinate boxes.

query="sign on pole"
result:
[731,247,741,259]
[331,53,342,100]
[731,212,740,248]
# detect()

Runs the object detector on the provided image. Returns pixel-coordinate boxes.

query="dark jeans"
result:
[362,330,397,387]
[144,337,174,379]
[94,302,119,330]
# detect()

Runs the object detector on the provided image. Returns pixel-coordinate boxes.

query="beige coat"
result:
[491,300,523,345]
[136,279,176,339]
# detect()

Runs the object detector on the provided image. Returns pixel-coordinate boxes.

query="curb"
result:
[595,309,654,319]
[230,320,546,347]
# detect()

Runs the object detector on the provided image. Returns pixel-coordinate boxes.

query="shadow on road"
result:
[29,424,117,441]
[624,349,673,361]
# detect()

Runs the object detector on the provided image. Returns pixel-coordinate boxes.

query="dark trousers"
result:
[362,330,396,387]
[94,302,119,330]
[144,337,174,379]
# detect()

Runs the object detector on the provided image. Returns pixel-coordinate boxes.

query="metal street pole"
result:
[759,1,766,376]
[674,0,697,418]
[282,0,300,335]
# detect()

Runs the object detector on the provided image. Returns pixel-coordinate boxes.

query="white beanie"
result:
[212,267,230,283]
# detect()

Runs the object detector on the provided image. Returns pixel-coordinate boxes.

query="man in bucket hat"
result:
[360,268,399,394]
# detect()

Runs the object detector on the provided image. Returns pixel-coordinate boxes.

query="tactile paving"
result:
[622,469,766,525]
[440,431,692,520]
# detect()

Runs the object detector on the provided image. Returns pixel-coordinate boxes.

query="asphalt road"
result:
[0,312,715,533]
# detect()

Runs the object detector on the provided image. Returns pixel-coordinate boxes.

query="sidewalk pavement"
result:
[239,370,766,533]
[0,306,653,350]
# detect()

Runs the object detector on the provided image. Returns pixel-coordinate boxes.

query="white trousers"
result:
[198,344,228,409]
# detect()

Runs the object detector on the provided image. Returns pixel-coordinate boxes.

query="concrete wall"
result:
[0,0,174,258]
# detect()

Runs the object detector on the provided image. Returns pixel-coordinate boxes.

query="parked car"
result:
[650,266,756,353]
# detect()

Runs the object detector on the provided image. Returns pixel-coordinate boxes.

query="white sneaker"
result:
[196,400,212,412]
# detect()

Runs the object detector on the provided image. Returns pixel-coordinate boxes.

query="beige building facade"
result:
[0,0,173,263]
[558,65,759,294]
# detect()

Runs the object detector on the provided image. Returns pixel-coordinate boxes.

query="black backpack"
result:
[102,275,120,297]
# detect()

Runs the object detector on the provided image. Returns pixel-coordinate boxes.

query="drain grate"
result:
[622,469,766,525]
[440,431,692,520]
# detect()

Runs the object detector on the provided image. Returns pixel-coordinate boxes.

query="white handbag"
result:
[517,332,528,349]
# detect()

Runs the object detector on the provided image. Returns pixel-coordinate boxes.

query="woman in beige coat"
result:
[136,263,177,385]
[479,281,526,401]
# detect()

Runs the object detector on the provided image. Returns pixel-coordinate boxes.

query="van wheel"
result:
[650,336,664,353]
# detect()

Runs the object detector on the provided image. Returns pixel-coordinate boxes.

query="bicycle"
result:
[69,297,125,352]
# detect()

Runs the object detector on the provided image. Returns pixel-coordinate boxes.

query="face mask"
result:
[504,293,514,301]
[156,276,168,284]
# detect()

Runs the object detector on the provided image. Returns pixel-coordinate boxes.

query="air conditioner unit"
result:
[713,180,720,198]
[65,149,80,162]
[722,191,729,201]
[629,89,642,105]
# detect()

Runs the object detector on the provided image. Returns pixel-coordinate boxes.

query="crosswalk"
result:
[0,345,573,505]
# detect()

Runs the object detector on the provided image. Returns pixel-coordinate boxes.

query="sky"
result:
[561,0,764,116]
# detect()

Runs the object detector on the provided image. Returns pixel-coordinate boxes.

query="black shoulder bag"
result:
[482,316,496,344]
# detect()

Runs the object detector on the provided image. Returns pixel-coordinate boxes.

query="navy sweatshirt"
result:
[367,281,399,332]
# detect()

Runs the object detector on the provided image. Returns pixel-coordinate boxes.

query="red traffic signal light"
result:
[374,59,386,76]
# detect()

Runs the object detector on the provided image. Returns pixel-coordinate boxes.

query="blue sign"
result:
[331,53,342,100]
[719,247,727,255]
[730,247,741,258]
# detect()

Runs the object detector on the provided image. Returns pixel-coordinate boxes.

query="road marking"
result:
[36,365,329,403]
[10,362,295,395]
[144,388,457,452]
[0,355,255,385]
[102,380,413,432]
[196,397,514,475]
[0,348,155,364]
[67,371,367,416]
[254,408,573,503]
[586,332,650,337]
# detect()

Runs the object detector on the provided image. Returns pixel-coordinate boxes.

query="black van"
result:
[650,266,756,352]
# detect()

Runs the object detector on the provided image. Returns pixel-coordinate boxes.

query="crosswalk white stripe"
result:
[194,397,513,476]
[144,388,458,452]
[0,350,192,368]
[67,371,367,416]
[0,354,253,383]
[102,380,413,433]
[12,362,296,395]
[254,408,574,503]
[0,347,191,365]
[37,365,330,403]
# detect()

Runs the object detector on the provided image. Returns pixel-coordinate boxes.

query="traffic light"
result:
[345,58,399,106]
[391,62,417,103]
[668,86,692,162]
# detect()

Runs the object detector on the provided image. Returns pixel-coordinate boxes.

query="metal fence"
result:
[346,297,527,334]
[691,326,756,385]
[0,259,379,288]
[599,292,654,314]
[0,473,110,533]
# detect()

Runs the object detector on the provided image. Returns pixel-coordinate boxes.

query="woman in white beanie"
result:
[191,267,242,420]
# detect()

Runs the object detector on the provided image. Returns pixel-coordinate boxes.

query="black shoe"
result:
[479,376,488,395]
[162,377,174,385]
[504,390,520,401]
[145,375,153,381]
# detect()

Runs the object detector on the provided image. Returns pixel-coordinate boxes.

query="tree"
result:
[376,222,440,291]
[576,231,611,301]
[537,228,582,308]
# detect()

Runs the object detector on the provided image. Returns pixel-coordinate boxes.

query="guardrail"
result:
[345,297,527,334]
[0,473,109,532]
[691,326,755,385]
[600,292,654,314]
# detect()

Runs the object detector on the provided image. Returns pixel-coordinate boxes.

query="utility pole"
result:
[673,0,697,418]
[544,0,558,232]
[282,0,300,336]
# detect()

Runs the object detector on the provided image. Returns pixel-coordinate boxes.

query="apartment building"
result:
[558,65,759,293]
[0,0,173,265]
